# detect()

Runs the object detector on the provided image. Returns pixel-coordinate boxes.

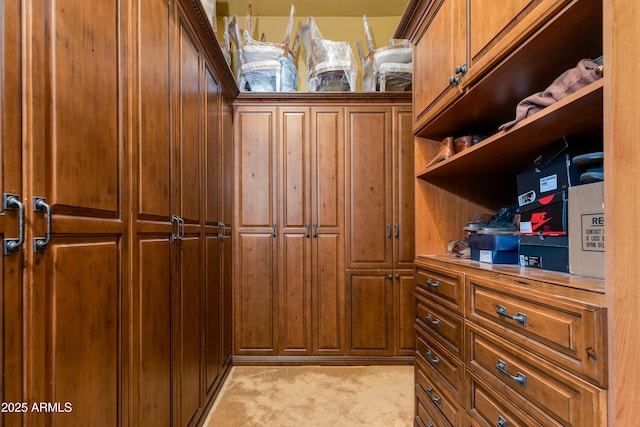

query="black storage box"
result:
[519,191,568,236]
[517,153,580,210]
[519,235,569,273]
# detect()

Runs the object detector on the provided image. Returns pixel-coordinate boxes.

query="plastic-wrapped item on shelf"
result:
[201,0,217,31]
[298,17,357,92]
[279,57,297,92]
[378,63,412,92]
[356,38,376,92]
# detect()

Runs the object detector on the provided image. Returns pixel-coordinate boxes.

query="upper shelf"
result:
[416,79,603,179]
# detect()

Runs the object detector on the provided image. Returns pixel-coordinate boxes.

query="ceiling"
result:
[216,0,410,18]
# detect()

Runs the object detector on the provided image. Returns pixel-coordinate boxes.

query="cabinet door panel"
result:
[45,0,120,215]
[42,240,120,427]
[314,233,344,354]
[205,68,220,226]
[346,109,392,269]
[138,238,172,427]
[178,237,202,427]
[178,21,201,224]
[281,108,309,229]
[236,109,276,228]
[313,109,343,229]
[280,233,311,354]
[235,233,276,353]
[138,0,172,219]
[1,1,25,424]
[204,236,221,393]
[394,108,415,269]
[396,272,416,355]
[348,272,393,355]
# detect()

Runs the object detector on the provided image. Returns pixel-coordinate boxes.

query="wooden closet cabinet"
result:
[409,0,575,132]
[345,106,415,358]
[2,0,235,425]
[234,103,345,359]
[398,0,607,424]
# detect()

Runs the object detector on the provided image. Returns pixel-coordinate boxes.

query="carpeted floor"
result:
[202,365,414,426]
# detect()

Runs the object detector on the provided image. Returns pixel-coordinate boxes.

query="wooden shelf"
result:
[416,79,603,179]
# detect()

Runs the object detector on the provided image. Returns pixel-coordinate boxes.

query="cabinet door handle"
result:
[386,223,392,238]
[3,194,25,255]
[425,386,441,405]
[394,223,399,238]
[425,348,440,366]
[33,197,52,253]
[497,415,508,427]
[425,313,440,328]
[305,224,310,238]
[313,223,318,238]
[455,63,468,75]
[272,223,277,238]
[171,215,181,242]
[449,75,460,86]
[496,305,527,326]
[426,277,440,290]
[496,359,527,388]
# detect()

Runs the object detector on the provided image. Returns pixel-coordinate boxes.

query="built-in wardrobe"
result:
[1,0,234,425]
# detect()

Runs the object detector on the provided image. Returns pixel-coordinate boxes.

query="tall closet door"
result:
[28,1,124,425]
[1,1,25,425]
[134,0,174,425]
[311,107,345,355]
[175,13,203,427]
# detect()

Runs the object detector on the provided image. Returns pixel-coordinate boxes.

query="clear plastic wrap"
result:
[377,63,412,92]
[298,17,357,92]
[201,0,217,32]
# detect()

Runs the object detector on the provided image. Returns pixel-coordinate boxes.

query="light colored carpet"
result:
[202,365,414,427]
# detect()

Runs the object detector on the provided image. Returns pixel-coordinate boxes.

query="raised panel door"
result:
[1,1,25,425]
[204,235,221,394]
[28,1,124,425]
[396,272,416,356]
[413,0,465,129]
[346,108,392,269]
[311,107,344,355]
[393,108,415,270]
[279,108,311,355]
[347,272,394,355]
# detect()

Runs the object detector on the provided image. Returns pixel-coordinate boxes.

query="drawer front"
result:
[467,324,607,427]
[416,384,450,427]
[416,265,464,314]
[416,330,464,403]
[415,363,464,426]
[416,294,464,356]
[467,370,560,427]
[466,275,607,386]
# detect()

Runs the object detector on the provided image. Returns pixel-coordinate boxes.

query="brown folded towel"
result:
[498,59,602,131]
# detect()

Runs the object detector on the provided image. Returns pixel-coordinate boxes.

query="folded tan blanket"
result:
[498,59,602,131]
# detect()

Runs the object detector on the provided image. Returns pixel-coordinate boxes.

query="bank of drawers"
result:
[414,258,607,427]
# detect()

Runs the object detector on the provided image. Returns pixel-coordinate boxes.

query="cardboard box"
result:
[471,248,519,265]
[519,191,568,236]
[569,182,604,279]
[517,154,580,209]
[519,235,569,273]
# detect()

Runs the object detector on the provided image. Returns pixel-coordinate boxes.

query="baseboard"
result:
[231,355,415,366]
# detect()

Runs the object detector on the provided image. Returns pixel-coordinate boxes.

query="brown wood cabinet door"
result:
[347,272,394,355]
[465,0,569,86]
[279,108,312,355]
[221,102,233,364]
[393,108,415,270]
[311,108,345,355]
[134,0,174,424]
[234,107,278,355]
[413,0,466,128]
[395,272,416,356]
[1,1,25,425]
[28,1,124,425]
[346,107,392,270]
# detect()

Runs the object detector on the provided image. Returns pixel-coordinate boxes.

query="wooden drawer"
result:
[415,384,449,427]
[416,265,464,314]
[415,363,465,426]
[466,324,607,427]
[415,330,464,404]
[467,370,561,427]
[416,293,464,357]
[466,274,607,387]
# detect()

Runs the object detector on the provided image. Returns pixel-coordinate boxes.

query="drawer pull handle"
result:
[425,386,441,405]
[496,359,527,388]
[496,305,527,326]
[426,313,440,328]
[425,349,440,366]
[497,415,508,427]
[426,277,440,290]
